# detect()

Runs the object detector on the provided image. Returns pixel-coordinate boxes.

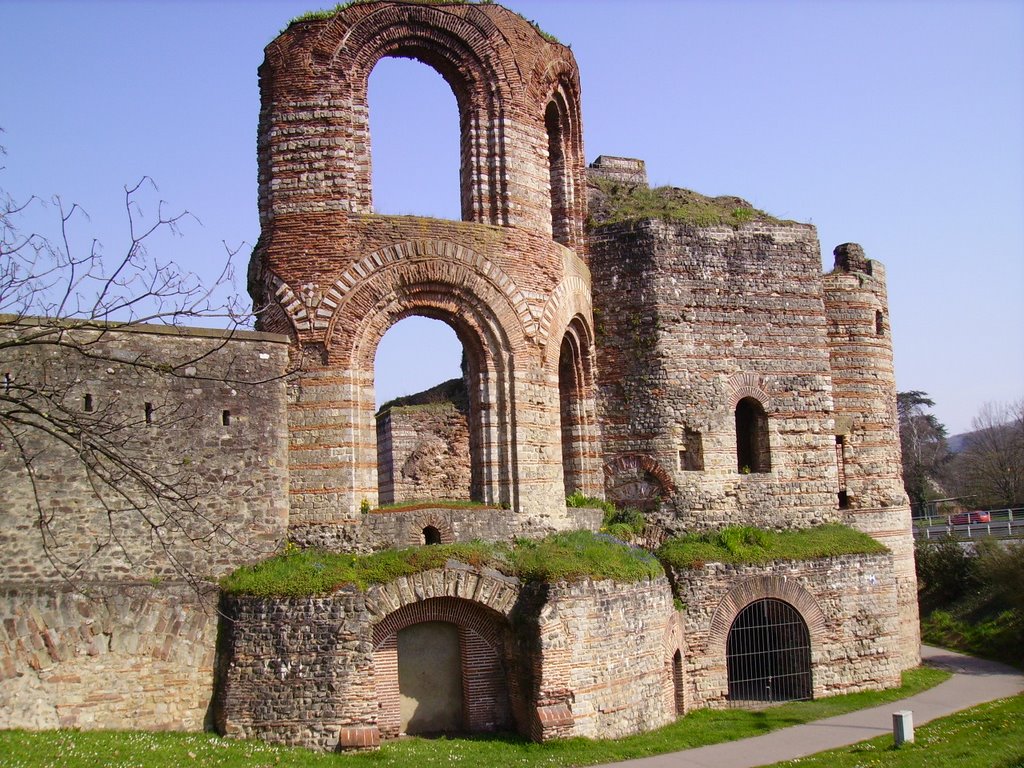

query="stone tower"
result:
[247,1,603,543]
[823,243,920,667]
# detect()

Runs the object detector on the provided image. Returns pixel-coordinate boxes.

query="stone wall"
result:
[671,553,902,709]
[218,567,679,750]
[376,403,472,504]
[526,576,679,741]
[590,215,840,533]
[0,323,291,582]
[0,584,217,731]
[0,323,291,731]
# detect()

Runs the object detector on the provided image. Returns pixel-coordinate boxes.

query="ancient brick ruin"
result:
[1,0,919,751]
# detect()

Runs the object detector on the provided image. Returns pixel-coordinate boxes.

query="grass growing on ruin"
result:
[220,531,662,596]
[0,667,950,767]
[511,530,662,583]
[219,541,508,596]
[588,177,787,229]
[763,693,1024,768]
[657,524,887,569]
[289,0,493,27]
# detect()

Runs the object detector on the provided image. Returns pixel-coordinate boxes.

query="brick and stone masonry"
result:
[0,0,920,748]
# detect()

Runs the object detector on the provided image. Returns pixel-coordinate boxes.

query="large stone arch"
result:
[319,246,532,511]
[256,2,591,534]
[551,313,602,498]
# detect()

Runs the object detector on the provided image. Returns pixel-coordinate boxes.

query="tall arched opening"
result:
[557,317,596,497]
[726,598,811,704]
[375,317,469,505]
[369,57,461,219]
[735,396,771,473]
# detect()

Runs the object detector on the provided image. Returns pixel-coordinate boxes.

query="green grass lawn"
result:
[765,693,1024,768]
[0,668,946,768]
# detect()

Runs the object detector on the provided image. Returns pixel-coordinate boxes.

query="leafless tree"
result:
[954,400,1024,509]
[1,146,283,586]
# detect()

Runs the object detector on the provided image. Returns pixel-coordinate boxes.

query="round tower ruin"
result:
[823,243,920,667]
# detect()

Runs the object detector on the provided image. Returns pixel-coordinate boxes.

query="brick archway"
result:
[328,252,526,512]
[372,595,514,737]
[254,1,593,532]
[708,575,826,659]
[260,2,584,234]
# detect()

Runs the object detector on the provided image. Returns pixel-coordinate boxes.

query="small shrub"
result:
[915,536,980,613]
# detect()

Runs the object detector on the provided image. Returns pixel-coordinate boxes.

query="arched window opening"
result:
[369,57,461,219]
[735,397,771,473]
[375,316,475,505]
[558,320,594,498]
[672,649,685,716]
[423,525,442,545]
[726,599,812,705]
[545,99,571,246]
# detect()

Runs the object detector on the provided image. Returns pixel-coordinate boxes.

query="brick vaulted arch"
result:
[708,575,827,652]
[370,592,516,738]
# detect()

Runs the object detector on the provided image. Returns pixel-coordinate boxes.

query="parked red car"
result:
[949,510,991,525]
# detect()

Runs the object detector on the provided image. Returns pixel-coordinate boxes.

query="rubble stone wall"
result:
[590,218,840,533]
[0,584,217,731]
[0,324,290,731]
[376,403,472,504]
[671,553,902,708]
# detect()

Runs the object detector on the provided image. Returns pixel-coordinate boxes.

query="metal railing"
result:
[912,507,1024,540]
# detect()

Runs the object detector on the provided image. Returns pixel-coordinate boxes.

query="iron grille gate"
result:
[726,598,812,705]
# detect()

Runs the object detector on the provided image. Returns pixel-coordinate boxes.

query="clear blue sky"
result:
[2,0,1021,434]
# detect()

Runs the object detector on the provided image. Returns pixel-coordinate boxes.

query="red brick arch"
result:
[603,453,678,496]
[261,2,583,231]
[707,575,827,653]
[727,372,773,411]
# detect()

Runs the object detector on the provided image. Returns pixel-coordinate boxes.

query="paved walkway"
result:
[596,646,1024,768]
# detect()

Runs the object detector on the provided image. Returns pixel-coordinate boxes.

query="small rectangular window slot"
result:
[3,373,12,393]
[83,393,94,412]
[145,402,154,425]
[222,409,231,426]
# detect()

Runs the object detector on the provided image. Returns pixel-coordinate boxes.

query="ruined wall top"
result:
[258,1,586,250]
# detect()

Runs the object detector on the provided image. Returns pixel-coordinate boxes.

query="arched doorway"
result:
[398,622,463,733]
[726,598,811,704]
[373,597,513,738]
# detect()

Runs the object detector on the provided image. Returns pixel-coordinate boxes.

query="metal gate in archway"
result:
[726,598,812,705]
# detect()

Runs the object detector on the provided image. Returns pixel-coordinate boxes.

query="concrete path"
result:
[595,646,1024,768]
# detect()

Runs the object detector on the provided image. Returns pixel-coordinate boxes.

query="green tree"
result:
[897,390,951,513]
